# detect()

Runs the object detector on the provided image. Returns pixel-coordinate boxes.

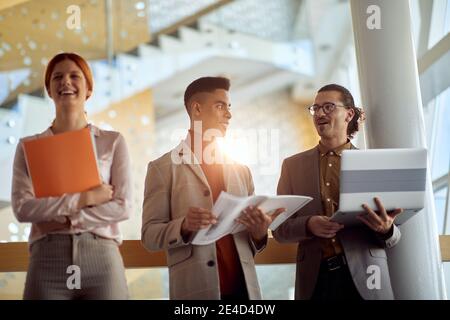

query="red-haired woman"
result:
[11,52,131,299]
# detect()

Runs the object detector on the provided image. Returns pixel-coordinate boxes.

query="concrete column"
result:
[350,0,446,299]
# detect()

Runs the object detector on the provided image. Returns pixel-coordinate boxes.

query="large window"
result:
[425,87,450,235]
[428,0,450,48]
[446,0,450,33]
[434,187,448,234]
[430,88,450,182]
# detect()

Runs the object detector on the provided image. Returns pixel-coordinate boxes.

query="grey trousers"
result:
[23,233,129,300]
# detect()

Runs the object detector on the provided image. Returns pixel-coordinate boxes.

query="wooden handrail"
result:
[1,236,449,272]
[440,235,450,261]
[0,238,296,272]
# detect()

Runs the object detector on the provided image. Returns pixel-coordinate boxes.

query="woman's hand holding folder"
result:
[33,184,114,233]
[77,183,114,209]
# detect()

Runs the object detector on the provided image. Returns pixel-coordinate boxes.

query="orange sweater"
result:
[200,161,247,296]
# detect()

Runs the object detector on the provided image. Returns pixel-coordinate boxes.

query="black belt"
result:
[321,254,347,272]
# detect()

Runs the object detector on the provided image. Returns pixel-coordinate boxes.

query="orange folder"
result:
[23,127,101,198]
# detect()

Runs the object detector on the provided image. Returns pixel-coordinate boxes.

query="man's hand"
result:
[236,206,285,242]
[181,207,217,238]
[357,197,403,234]
[307,216,344,238]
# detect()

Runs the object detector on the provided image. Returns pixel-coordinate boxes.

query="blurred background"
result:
[0,0,449,299]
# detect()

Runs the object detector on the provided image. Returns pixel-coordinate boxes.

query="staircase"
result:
[0,20,314,202]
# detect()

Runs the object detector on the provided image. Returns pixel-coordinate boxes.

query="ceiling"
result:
[200,0,303,42]
[152,55,302,118]
[0,0,354,111]
[0,0,150,104]
[0,0,30,11]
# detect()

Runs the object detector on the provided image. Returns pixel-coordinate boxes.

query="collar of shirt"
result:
[187,129,226,165]
[318,140,352,157]
[188,129,213,152]
[42,123,100,137]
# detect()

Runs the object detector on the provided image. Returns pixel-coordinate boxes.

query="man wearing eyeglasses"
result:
[273,84,402,300]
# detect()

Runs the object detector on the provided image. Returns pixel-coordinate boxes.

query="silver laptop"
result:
[330,148,427,226]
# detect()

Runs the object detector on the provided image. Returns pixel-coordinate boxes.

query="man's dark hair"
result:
[184,77,230,114]
[318,83,364,139]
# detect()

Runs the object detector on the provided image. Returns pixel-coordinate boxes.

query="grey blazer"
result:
[272,146,401,300]
[141,139,264,300]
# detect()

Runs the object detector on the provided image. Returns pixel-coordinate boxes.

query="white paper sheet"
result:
[192,191,312,245]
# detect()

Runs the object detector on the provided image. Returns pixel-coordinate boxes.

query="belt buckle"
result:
[326,255,342,271]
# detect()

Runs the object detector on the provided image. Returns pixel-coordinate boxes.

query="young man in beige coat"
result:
[141,77,283,300]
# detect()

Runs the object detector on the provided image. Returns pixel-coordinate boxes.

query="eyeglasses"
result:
[308,102,347,116]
